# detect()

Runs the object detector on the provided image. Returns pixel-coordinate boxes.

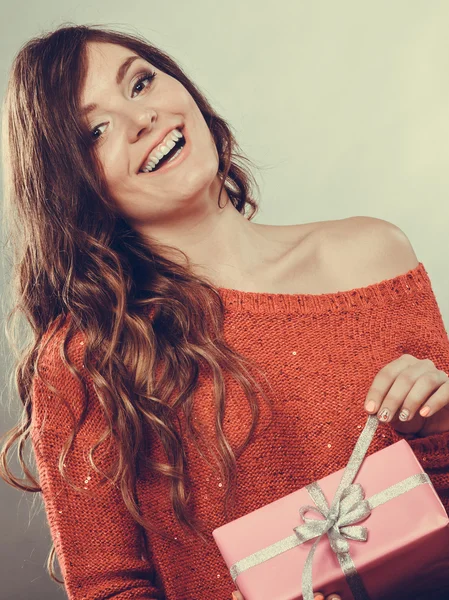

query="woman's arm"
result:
[31,350,165,599]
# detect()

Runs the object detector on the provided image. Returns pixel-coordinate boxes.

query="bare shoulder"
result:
[316,216,420,288]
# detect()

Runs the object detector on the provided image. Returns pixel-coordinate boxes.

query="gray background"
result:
[1,1,449,598]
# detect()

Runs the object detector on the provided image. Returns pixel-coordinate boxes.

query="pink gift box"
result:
[213,420,449,600]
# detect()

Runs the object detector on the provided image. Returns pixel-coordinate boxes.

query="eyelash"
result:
[89,69,157,143]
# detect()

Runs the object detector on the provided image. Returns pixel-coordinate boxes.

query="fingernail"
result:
[314,595,324,600]
[366,400,376,412]
[420,406,430,417]
[232,594,238,600]
[378,407,390,422]
[399,408,410,421]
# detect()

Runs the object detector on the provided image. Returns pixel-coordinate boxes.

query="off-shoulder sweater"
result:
[30,262,449,600]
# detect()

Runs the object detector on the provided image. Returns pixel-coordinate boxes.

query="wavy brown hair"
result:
[0,23,275,587]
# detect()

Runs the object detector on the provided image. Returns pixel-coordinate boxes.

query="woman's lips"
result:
[138,127,190,175]
[138,126,184,173]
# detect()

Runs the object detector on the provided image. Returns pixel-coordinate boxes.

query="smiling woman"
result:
[2,21,449,600]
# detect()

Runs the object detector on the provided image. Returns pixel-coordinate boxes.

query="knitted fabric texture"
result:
[30,261,449,600]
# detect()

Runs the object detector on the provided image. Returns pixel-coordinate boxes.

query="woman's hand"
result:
[231,591,341,599]
[363,354,449,437]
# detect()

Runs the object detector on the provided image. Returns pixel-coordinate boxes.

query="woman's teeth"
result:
[140,128,184,173]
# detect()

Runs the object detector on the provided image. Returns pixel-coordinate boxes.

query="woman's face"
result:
[79,41,220,231]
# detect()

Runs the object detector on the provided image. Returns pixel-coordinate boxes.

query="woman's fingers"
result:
[231,592,243,600]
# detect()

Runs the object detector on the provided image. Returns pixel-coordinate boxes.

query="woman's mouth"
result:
[139,128,189,175]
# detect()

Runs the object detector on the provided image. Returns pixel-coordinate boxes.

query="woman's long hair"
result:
[0,23,275,586]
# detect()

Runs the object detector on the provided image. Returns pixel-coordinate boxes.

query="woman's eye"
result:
[131,69,157,98]
[90,123,107,142]
[89,69,157,143]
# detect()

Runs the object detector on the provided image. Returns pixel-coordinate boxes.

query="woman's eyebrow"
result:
[78,55,141,118]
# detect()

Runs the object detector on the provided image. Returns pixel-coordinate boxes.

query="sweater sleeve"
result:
[30,329,165,600]
[387,274,449,504]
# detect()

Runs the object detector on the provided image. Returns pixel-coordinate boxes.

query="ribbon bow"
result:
[293,482,372,555]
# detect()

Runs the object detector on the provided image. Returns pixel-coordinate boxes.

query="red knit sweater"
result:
[31,262,449,600]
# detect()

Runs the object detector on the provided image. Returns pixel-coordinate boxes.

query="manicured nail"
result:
[420,406,430,417]
[366,400,376,412]
[399,408,409,421]
[378,408,390,422]
[314,595,324,600]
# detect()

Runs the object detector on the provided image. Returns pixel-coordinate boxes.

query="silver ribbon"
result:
[229,414,432,600]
